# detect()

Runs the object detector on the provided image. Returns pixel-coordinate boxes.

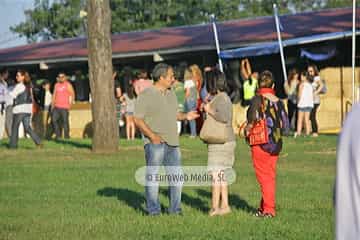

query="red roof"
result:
[0,7,359,65]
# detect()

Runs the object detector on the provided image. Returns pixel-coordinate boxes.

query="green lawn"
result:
[0,135,337,240]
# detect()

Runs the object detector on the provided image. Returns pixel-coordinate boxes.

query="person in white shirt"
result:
[9,70,42,149]
[0,68,9,139]
[295,71,314,137]
[42,81,52,111]
[42,80,53,139]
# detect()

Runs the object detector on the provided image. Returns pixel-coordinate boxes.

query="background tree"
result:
[11,0,353,43]
[87,0,119,153]
[11,0,86,43]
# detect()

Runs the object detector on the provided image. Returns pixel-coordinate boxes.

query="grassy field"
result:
[0,135,337,240]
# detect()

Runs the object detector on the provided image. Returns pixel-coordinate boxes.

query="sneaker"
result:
[254,211,274,218]
[294,133,299,138]
[253,209,263,217]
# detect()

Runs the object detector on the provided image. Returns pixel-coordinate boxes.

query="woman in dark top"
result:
[246,70,289,218]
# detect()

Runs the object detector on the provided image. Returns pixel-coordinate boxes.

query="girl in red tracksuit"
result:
[246,70,289,218]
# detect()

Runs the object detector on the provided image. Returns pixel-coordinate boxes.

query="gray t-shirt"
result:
[209,92,235,142]
[134,86,179,146]
[336,103,360,240]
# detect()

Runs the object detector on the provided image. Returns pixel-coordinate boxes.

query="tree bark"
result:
[87,0,118,153]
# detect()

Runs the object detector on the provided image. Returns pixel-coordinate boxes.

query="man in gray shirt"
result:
[336,103,360,239]
[134,63,198,215]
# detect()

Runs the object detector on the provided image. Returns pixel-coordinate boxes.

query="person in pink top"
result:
[52,72,75,139]
[133,70,153,96]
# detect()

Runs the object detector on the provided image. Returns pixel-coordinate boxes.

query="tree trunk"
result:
[87,0,118,153]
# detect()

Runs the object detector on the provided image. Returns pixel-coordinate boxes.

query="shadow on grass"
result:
[53,139,91,150]
[98,187,256,215]
[0,140,39,150]
[97,187,147,214]
[160,189,210,213]
[196,189,256,213]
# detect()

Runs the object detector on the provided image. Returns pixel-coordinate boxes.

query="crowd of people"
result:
[0,60,326,146]
[0,59,326,147]
[5,59,360,239]
[0,59,329,218]
[239,59,325,138]
[0,68,75,148]
[113,64,209,140]
[284,64,325,137]
[126,60,324,217]
[0,63,210,146]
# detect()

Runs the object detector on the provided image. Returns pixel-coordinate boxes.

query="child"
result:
[295,71,314,137]
[121,82,137,140]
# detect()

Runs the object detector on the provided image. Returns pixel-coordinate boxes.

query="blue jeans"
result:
[144,143,183,215]
[185,98,197,136]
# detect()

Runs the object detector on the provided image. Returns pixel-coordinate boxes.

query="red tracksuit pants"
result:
[251,145,279,216]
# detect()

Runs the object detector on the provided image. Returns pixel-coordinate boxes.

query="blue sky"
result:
[0,0,34,49]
